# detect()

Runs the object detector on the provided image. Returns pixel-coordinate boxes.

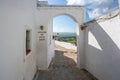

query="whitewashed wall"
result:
[36,9,50,70]
[36,6,85,70]
[47,19,55,67]
[0,0,37,80]
[84,10,120,80]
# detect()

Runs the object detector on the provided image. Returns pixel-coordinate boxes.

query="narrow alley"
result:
[35,45,97,80]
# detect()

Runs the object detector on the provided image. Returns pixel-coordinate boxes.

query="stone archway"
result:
[36,5,86,70]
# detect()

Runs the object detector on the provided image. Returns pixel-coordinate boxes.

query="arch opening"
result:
[53,15,78,64]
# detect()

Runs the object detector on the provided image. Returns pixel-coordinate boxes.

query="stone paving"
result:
[36,50,97,80]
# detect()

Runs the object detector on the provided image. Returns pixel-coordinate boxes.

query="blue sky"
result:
[53,15,76,33]
[39,0,119,32]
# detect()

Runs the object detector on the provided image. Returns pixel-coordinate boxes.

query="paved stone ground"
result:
[36,49,97,80]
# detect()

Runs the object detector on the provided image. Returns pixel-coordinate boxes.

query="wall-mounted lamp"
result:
[80,24,87,30]
[40,25,44,30]
[80,26,85,30]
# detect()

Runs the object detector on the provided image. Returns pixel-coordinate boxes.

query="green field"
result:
[54,32,77,45]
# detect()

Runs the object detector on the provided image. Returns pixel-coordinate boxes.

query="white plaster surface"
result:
[84,10,120,80]
[1,0,120,80]
[36,6,85,70]
[0,0,37,80]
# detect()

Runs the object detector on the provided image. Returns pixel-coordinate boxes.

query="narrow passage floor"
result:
[36,45,97,80]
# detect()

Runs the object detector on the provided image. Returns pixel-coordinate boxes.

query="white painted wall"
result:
[36,6,86,69]
[84,10,120,80]
[0,0,37,80]
[35,9,50,70]
[47,19,55,67]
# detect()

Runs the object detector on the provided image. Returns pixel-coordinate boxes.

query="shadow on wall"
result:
[85,21,120,80]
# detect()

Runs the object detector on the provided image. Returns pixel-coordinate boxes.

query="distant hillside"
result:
[54,32,77,45]
[54,32,76,37]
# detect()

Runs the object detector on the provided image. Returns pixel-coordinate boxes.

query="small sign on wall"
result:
[38,32,46,40]
[38,25,46,41]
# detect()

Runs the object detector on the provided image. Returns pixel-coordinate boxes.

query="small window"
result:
[26,30,31,55]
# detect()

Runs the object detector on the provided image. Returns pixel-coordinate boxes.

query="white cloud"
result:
[67,0,99,5]
[67,0,86,5]
[67,0,118,19]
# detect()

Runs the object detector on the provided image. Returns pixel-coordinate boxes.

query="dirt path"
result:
[55,44,77,62]
[36,45,97,80]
